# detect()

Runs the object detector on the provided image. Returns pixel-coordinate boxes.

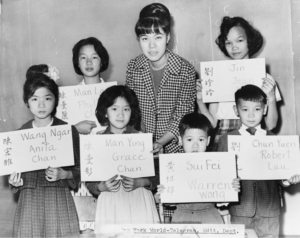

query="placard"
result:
[228,135,300,180]
[56,82,117,133]
[80,133,154,181]
[159,152,238,203]
[0,125,74,176]
[201,58,265,103]
[100,224,245,238]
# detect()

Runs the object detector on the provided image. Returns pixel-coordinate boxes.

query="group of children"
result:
[6,2,300,238]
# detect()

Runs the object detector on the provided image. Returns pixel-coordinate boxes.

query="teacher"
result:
[126,3,196,154]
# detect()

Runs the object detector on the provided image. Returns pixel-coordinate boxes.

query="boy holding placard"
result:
[156,113,240,224]
[218,85,300,237]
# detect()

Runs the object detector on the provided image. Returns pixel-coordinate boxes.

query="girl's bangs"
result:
[136,18,163,36]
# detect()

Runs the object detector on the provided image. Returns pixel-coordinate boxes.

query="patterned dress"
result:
[12,117,80,237]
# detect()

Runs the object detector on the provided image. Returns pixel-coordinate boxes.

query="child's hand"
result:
[45,167,68,182]
[154,185,165,203]
[75,120,97,134]
[231,177,241,192]
[196,79,203,101]
[151,142,163,154]
[96,129,105,135]
[261,76,276,101]
[98,175,121,192]
[120,176,150,192]
[288,174,300,185]
[9,172,23,187]
[157,184,165,194]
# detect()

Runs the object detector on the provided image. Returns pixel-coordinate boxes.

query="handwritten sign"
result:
[0,125,74,176]
[201,58,265,103]
[80,133,154,181]
[56,82,117,133]
[228,135,300,180]
[100,224,245,238]
[159,152,238,203]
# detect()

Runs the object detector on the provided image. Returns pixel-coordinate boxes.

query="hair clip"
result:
[44,64,60,82]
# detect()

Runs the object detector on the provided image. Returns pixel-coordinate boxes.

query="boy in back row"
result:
[218,84,300,237]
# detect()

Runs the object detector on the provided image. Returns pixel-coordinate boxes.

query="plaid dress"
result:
[12,117,80,237]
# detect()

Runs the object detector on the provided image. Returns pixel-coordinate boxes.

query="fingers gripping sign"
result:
[120,175,149,192]
[196,79,203,101]
[98,174,121,192]
[45,167,68,182]
[261,76,276,101]
[9,172,23,187]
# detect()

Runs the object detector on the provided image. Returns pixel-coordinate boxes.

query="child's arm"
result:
[261,75,278,130]
[45,167,73,181]
[208,102,219,128]
[86,175,121,196]
[196,79,218,128]
[75,120,97,134]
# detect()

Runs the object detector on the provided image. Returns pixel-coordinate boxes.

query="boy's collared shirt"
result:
[238,124,266,136]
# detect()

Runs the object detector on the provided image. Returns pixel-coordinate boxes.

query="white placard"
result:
[100,224,245,238]
[0,125,74,176]
[80,133,154,181]
[201,58,265,102]
[159,152,238,203]
[228,135,300,180]
[56,82,117,133]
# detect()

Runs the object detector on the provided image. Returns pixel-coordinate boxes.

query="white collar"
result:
[32,118,54,128]
[79,78,104,85]
[239,124,266,136]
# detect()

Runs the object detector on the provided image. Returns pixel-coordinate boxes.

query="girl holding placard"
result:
[197,16,281,150]
[9,65,80,237]
[86,85,159,233]
[72,37,109,135]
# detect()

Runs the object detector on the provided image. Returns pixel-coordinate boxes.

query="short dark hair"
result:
[72,37,109,75]
[23,74,59,117]
[26,64,49,80]
[95,85,141,130]
[216,16,263,58]
[235,84,267,105]
[135,3,171,37]
[179,113,213,137]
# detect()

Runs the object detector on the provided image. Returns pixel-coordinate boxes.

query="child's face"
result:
[179,128,210,153]
[106,97,131,134]
[27,87,55,123]
[234,99,267,128]
[78,44,101,78]
[139,27,170,66]
[225,26,249,60]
